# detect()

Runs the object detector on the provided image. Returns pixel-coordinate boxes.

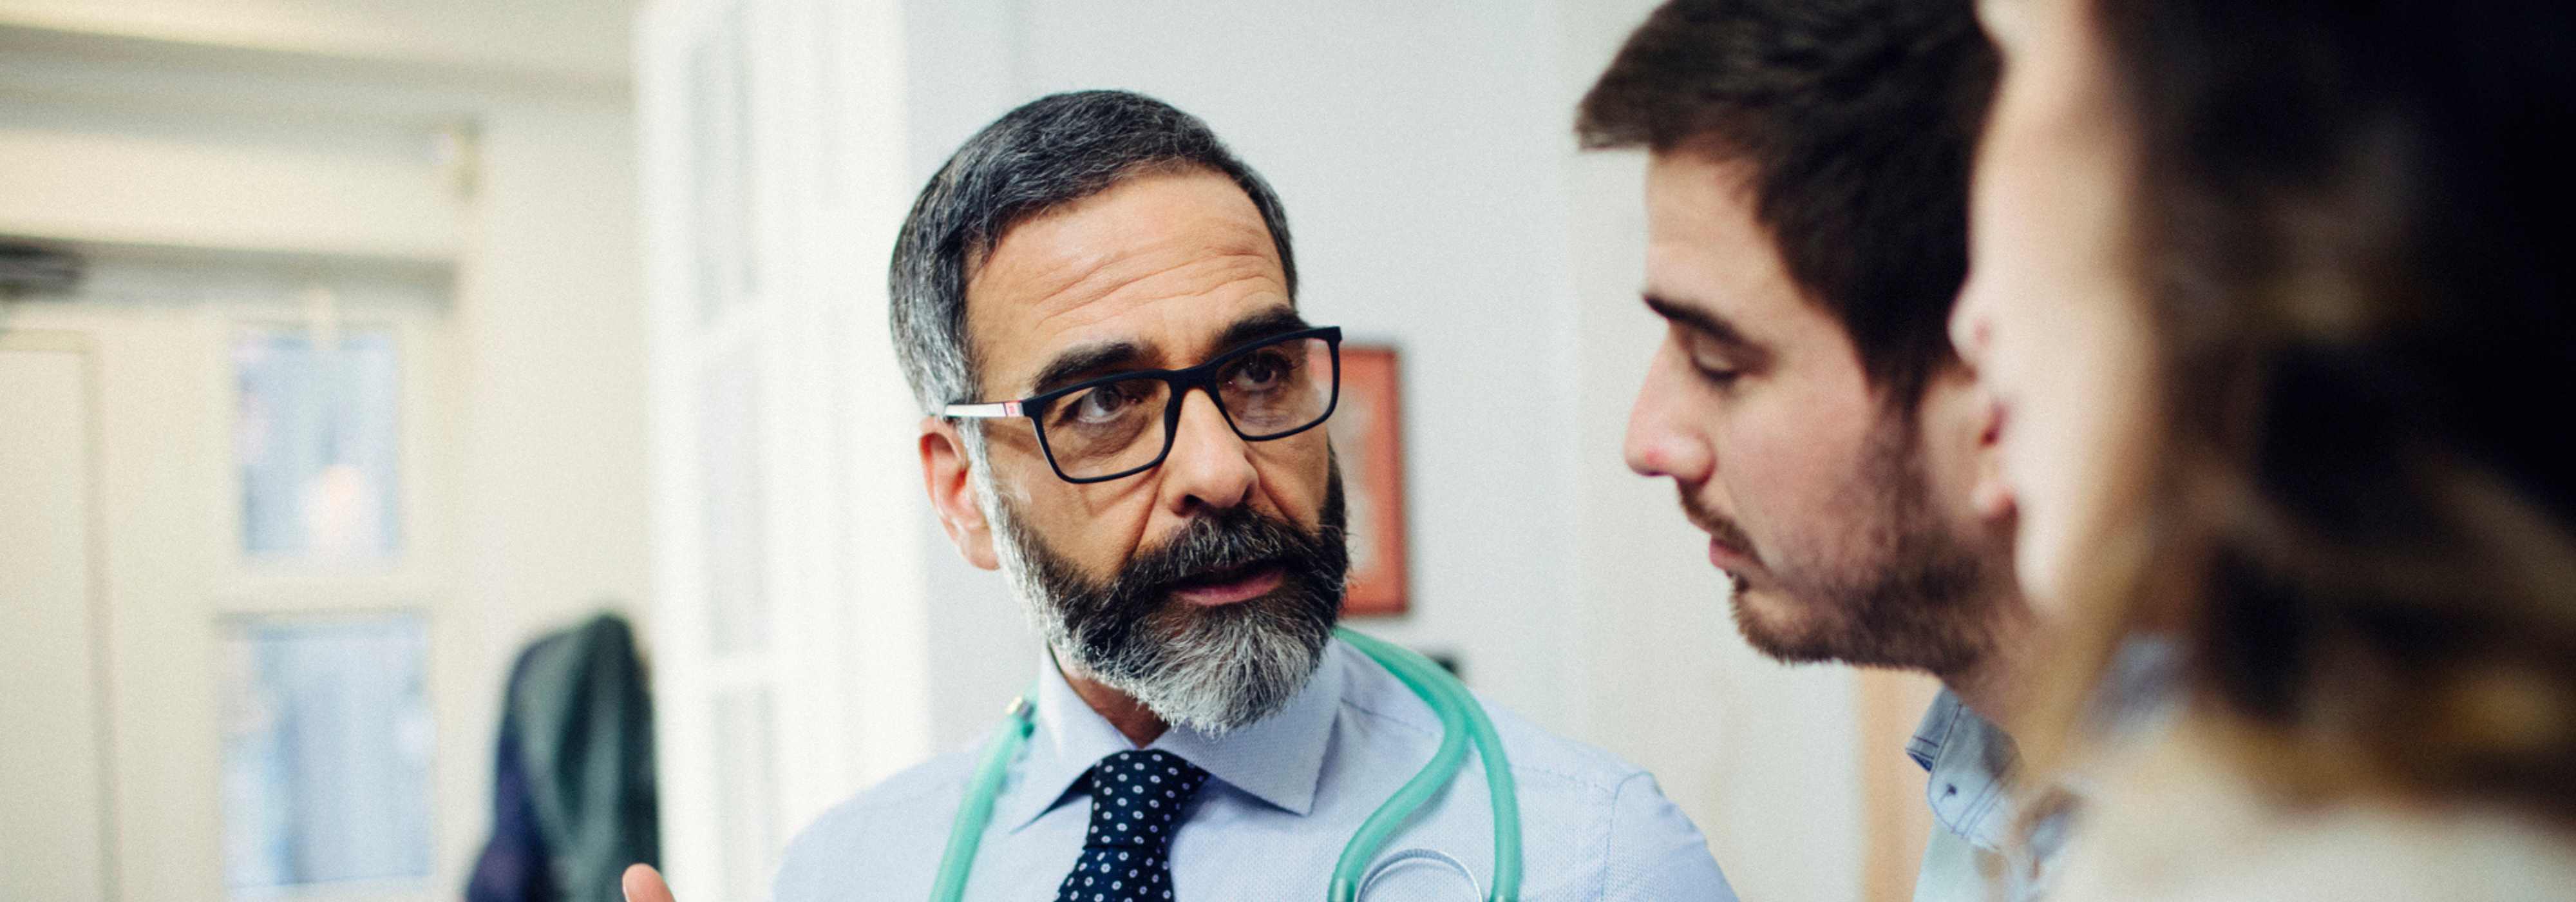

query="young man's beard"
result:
[1708,410,2012,679]
[983,459,1350,735]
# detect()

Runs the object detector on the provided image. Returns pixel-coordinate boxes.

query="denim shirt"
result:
[1907,689,2060,902]
[1908,641,2181,902]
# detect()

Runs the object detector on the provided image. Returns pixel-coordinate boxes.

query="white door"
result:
[0,331,115,901]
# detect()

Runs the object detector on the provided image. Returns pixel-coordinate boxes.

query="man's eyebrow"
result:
[1021,308,1309,398]
[1211,308,1311,352]
[1028,341,1144,396]
[1644,293,1760,356]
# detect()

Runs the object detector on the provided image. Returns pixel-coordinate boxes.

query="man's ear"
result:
[1967,428,2014,523]
[1919,364,2017,524]
[1955,374,2016,524]
[920,417,1001,570]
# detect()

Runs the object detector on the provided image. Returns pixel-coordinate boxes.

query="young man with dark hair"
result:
[1581,3,2061,900]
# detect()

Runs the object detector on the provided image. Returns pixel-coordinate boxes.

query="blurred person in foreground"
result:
[1580,3,2096,900]
[1951,0,2576,897]
[630,89,1734,902]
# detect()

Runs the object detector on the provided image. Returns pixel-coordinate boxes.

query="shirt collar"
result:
[1907,687,2021,852]
[995,640,1345,832]
[1904,642,2184,897]
[1152,639,1342,816]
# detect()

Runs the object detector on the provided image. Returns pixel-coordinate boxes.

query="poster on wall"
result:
[1329,345,1408,617]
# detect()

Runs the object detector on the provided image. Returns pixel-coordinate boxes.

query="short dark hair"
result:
[1577,0,1996,405]
[890,90,1297,412]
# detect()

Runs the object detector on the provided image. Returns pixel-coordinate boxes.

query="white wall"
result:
[442,91,657,896]
[450,93,656,721]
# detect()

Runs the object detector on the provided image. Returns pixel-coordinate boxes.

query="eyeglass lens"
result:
[1037,335,1336,479]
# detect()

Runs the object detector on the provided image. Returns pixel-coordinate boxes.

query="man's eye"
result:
[1683,338,1741,385]
[1229,350,1291,390]
[1066,384,1140,424]
[1692,360,1741,385]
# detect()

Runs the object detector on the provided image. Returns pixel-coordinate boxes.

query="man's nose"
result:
[1624,338,1716,482]
[1158,389,1258,515]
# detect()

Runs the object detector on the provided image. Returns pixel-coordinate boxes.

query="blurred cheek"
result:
[1962,0,2160,611]
[1957,50,2055,517]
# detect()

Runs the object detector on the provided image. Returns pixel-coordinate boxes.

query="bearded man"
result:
[1581,3,2074,902]
[748,90,1735,902]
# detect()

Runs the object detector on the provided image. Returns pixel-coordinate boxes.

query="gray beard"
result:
[976,455,1350,734]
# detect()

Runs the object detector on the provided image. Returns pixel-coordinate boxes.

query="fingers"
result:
[621,863,676,902]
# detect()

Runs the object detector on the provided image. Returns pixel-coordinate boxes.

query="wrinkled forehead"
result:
[959,158,1219,274]
[961,169,1293,397]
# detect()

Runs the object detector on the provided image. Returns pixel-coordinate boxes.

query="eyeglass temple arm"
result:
[939,401,1022,419]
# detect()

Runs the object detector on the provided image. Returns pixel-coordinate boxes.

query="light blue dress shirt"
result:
[772,638,1736,901]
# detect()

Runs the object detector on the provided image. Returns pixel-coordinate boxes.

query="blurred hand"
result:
[622,863,676,902]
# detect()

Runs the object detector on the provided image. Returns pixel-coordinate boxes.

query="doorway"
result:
[0,249,466,902]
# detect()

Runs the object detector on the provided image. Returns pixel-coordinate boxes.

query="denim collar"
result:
[1908,687,2022,853]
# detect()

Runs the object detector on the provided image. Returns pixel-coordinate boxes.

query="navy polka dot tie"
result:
[1054,749,1211,902]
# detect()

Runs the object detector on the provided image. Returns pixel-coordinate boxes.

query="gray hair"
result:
[888,90,1299,413]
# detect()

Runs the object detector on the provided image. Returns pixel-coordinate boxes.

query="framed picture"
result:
[1329,345,1408,617]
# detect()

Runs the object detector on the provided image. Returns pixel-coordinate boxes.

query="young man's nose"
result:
[1624,339,1716,482]
[1158,389,1258,515]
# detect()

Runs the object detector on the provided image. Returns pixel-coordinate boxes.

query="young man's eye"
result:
[1692,360,1742,385]
[1682,336,1741,385]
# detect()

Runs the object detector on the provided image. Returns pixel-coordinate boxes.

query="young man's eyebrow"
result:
[1643,294,1747,347]
[1644,293,1774,369]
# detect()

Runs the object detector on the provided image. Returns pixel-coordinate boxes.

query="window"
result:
[220,613,435,896]
[234,324,402,562]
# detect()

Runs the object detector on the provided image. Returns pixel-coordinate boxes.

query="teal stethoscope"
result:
[928,628,1522,902]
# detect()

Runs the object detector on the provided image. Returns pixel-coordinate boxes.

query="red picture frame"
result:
[1330,345,1408,617]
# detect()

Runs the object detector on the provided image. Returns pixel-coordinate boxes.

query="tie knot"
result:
[1082,750,1209,849]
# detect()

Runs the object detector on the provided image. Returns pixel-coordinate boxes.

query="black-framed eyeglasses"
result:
[941,326,1342,484]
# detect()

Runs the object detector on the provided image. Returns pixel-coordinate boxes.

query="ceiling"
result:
[0,0,634,90]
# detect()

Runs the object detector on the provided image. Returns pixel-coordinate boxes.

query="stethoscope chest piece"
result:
[1357,847,1484,902]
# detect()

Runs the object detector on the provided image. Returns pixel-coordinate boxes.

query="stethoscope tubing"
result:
[1328,629,1473,899]
[1330,628,1522,902]
[929,691,1037,902]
